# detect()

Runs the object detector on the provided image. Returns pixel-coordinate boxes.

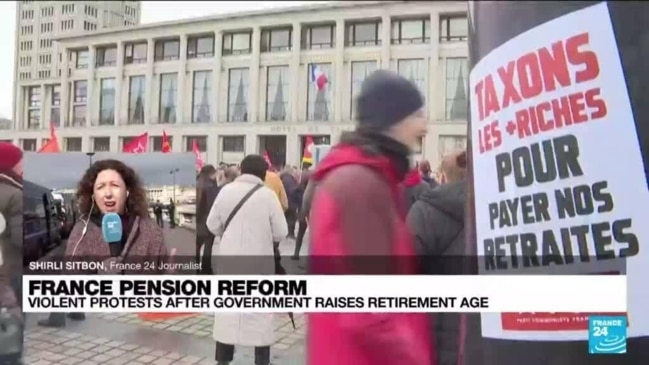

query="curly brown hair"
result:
[76,159,149,217]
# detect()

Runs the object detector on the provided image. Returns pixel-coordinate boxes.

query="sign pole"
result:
[465,1,649,364]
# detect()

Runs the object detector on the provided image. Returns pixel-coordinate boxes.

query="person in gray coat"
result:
[407,150,467,365]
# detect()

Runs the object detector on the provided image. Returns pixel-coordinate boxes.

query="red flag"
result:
[192,139,204,171]
[38,124,60,153]
[263,150,273,170]
[123,132,148,153]
[302,136,314,165]
[161,130,171,153]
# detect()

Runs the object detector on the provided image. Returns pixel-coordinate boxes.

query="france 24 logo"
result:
[588,315,627,354]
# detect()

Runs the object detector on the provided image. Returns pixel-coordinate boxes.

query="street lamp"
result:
[86,152,95,168]
[169,168,180,203]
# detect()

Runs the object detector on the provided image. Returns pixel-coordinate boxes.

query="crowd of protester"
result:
[1,70,466,364]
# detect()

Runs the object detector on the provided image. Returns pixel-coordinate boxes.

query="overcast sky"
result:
[0,1,317,119]
[24,152,196,189]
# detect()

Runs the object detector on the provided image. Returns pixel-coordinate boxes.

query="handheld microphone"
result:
[101,213,123,257]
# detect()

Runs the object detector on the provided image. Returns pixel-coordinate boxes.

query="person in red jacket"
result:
[307,70,433,365]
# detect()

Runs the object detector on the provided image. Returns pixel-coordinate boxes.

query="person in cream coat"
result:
[206,154,288,365]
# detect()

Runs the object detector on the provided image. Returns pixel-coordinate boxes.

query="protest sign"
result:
[469,2,649,341]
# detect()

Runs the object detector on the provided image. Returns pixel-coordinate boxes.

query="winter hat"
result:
[0,142,22,171]
[356,70,424,131]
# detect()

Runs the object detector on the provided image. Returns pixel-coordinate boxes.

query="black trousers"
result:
[196,234,215,275]
[215,341,270,365]
[155,215,164,228]
[285,208,297,237]
[293,218,308,258]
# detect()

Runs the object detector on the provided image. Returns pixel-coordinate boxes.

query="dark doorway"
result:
[259,135,287,169]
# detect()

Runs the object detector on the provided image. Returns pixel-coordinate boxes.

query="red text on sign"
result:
[478,121,503,153]
[474,32,601,122]
[513,87,607,139]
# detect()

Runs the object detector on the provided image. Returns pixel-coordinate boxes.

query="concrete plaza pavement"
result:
[25,225,310,365]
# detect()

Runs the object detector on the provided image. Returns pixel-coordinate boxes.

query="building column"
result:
[213,31,222,123]
[245,133,258,155]
[14,86,23,130]
[177,34,188,124]
[249,26,261,123]
[86,45,96,127]
[145,38,155,125]
[115,41,124,125]
[428,12,441,121]
[290,22,301,123]
[60,47,70,128]
[334,19,345,123]
[381,15,391,69]
[40,84,46,129]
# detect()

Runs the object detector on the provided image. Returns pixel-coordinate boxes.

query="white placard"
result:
[469,2,648,340]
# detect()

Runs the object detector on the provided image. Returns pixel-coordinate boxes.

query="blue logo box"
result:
[588,315,627,354]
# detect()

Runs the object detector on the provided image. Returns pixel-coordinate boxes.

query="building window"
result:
[346,21,381,47]
[27,110,40,130]
[438,135,466,161]
[128,75,145,125]
[154,39,180,61]
[96,46,117,67]
[40,39,53,49]
[222,31,252,55]
[93,137,110,152]
[414,136,424,155]
[41,6,54,17]
[62,4,75,15]
[350,61,377,119]
[51,85,60,128]
[392,18,431,44]
[124,42,147,64]
[227,68,249,122]
[261,28,292,53]
[75,50,89,69]
[187,35,214,58]
[440,15,468,42]
[21,25,33,35]
[397,59,427,102]
[266,65,289,121]
[73,80,87,103]
[64,137,82,152]
[19,72,31,81]
[61,19,74,31]
[301,24,335,49]
[99,78,115,126]
[40,22,53,33]
[222,136,245,153]
[21,139,37,152]
[28,86,41,108]
[185,136,208,162]
[192,71,212,124]
[445,58,468,120]
[21,10,34,20]
[72,105,86,127]
[20,41,33,51]
[307,63,333,122]
[159,73,178,124]
[151,135,173,152]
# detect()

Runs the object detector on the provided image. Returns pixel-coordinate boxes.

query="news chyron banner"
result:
[23,275,625,313]
[469,2,649,341]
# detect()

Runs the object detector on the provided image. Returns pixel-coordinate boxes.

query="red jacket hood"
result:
[403,169,422,187]
[313,144,399,186]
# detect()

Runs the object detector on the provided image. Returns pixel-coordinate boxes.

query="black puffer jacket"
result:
[407,181,466,365]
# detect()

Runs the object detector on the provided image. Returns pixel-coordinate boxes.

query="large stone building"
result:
[12,1,141,127]
[6,1,468,168]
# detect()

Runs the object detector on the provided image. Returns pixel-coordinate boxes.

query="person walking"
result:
[307,70,433,365]
[195,165,220,274]
[153,200,164,228]
[168,198,176,229]
[206,154,288,365]
[264,168,288,212]
[293,170,313,260]
[0,142,24,364]
[407,150,467,365]
[280,166,299,238]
